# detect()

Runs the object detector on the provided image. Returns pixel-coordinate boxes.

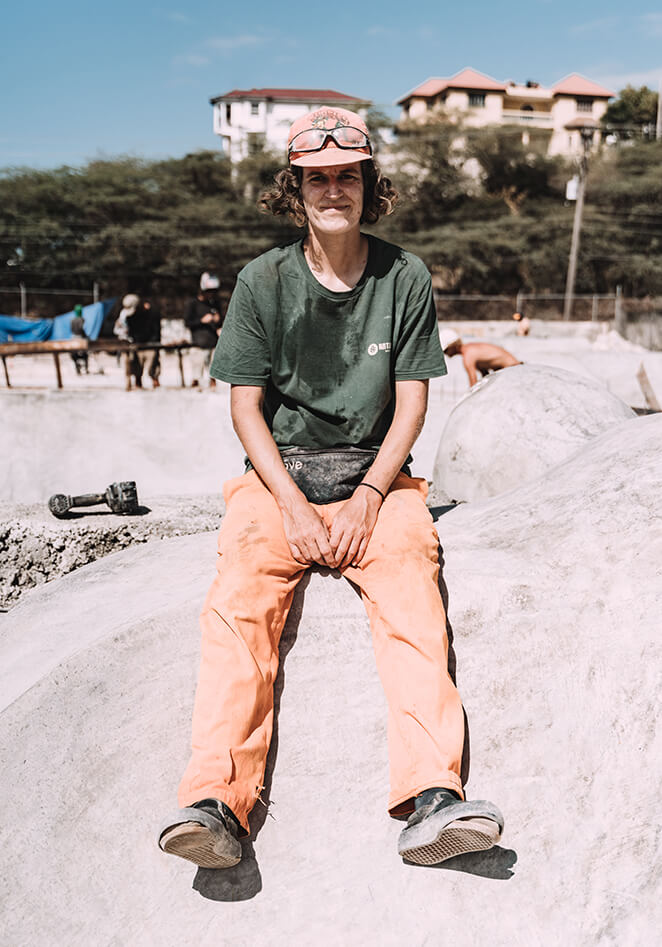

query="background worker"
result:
[113,293,161,389]
[159,107,503,873]
[129,298,162,389]
[512,311,531,336]
[69,303,89,376]
[440,329,521,387]
[185,273,223,389]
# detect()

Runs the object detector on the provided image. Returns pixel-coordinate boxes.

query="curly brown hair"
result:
[258,160,398,227]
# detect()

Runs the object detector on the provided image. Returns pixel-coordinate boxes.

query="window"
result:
[225,103,231,124]
[468,93,486,108]
[250,101,259,115]
[577,98,594,113]
[247,132,266,155]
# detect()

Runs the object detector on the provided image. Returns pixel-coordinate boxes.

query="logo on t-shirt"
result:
[368,342,392,356]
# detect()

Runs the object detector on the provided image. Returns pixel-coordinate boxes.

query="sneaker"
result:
[397,788,504,866]
[159,798,242,869]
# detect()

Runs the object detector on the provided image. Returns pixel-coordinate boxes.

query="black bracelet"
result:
[357,482,385,502]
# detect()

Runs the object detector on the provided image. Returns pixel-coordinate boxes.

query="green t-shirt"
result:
[210,234,446,453]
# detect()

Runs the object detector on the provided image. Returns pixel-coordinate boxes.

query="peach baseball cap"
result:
[287,107,372,167]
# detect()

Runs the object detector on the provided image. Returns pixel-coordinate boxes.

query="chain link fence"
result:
[433,292,662,350]
[0,284,230,323]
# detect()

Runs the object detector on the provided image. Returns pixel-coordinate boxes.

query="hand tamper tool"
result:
[48,481,140,518]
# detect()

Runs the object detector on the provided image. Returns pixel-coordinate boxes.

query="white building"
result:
[210,88,371,162]
[397,68,614,156]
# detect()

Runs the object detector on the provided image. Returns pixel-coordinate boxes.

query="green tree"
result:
[390,115,468,232]
[364,108,394,157]
[582,140,662,294]
[465,125,562,215]
[0,151,293,309]
[602,85,659,139]
[2,131,662,307]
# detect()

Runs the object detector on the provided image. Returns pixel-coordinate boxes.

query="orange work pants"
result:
[178,470,465,833]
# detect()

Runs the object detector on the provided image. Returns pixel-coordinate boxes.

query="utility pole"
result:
[656,78,661,141]
[563,120,598,321]
[563,164,586,321]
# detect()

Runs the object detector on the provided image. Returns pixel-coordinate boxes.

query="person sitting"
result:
[440,330,521,387]
[158,107,504,873]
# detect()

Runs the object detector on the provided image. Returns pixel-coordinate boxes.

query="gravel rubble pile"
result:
[1,494,224,609]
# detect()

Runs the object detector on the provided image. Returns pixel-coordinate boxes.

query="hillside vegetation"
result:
[1,124,661,311]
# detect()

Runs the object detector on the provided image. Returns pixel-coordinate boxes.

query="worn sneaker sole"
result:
[159,822,241,869]
[399,816,501,866]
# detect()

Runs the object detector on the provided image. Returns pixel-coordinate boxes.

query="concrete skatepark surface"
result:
[2,415,661,945]
[2,330,661,943]
[434,364,635,502]
[0,388,245,504]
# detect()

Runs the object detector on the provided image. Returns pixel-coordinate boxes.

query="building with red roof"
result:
[209,88,371,162]
[397,69,614,156]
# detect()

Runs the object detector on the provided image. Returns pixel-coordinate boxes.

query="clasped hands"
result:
[201,312,220,324]
[281,487,382,570]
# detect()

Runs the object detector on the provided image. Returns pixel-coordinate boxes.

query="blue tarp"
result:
[0,299,116,344]
[0,315,53,343]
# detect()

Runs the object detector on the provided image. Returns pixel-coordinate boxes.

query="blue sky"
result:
[2,0,661,168]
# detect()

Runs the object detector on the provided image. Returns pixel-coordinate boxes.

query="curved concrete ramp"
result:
[0,389,244,504]
[2,416,661,945]
[434,364,635,502]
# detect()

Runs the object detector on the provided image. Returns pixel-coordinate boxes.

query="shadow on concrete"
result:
[428,503,462,520]
[193,570,312,902]
[405,845,517,880]
[437,543,471,787]
[50,505,151,519]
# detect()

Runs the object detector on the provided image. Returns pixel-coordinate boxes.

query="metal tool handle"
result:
[70,493,106,508]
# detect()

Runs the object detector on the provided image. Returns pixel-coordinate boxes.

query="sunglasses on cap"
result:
[288,125,372,157]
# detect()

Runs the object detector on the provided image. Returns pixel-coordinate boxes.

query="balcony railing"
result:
[501,110,553,125]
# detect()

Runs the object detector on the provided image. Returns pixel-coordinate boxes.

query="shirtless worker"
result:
[440,329,521,387]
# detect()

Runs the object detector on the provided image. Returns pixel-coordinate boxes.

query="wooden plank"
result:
[0,339,192,357]
[636,362,662,412]
[53,352,63,389]
[0,339,88,356]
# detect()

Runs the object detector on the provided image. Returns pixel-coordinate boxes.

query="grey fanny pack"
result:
[279,447,379,504]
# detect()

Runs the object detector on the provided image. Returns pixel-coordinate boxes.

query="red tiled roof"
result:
[210,88,370,105]
[400,77,448,100]
[552,74,614,98]
[398,68,507,104]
